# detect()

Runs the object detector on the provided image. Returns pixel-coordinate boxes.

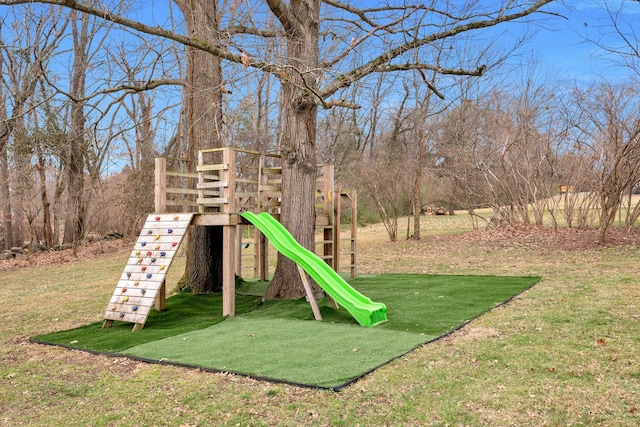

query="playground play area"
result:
[33,147,540,390]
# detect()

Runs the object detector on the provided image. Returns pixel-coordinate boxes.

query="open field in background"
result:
[1,213,640,425]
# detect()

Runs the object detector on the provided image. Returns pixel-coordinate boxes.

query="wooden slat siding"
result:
[196,163,228,172]
[196,181,228,189]
[166,171,219,180]
[165,200,199,207]
[260,184,282,191]
[166,188,217,198]
[196,197,227,206]
[103,214,194,328]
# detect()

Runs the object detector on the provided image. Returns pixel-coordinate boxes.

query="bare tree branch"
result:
[319,0,554,100]
[0,0,281,73]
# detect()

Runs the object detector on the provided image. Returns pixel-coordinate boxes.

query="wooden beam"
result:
[154,157,166,214]
[298,265,323,321]
[222,225,236,316]
[155,279,166,311]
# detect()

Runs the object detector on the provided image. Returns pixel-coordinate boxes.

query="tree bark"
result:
[36,141,53,248]
[174,0,224,294]
[62,9,88,247]
[264,0,321,299]
[0,144,12,250]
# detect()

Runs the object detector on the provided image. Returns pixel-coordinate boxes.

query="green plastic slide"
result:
[240,211,387,327]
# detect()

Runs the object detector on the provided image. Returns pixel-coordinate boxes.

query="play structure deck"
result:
[103,147,384,331]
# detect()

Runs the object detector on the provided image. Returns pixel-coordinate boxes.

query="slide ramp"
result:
[103,213,194,329]
[241,211,387,327]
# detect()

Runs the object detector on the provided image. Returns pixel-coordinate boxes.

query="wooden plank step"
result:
[196,164,228,172]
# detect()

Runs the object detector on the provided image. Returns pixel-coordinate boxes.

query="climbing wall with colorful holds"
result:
[103,213,194,329]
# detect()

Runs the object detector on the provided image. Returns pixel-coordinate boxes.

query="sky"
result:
[525,0,640,83]
[121,0,640,86]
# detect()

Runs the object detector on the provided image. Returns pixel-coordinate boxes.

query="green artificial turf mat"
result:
[123,317,432,388]
[34,293,262,353]
[33,274,540,389]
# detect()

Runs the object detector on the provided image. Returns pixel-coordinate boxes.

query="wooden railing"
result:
[155,147,335,218]
[154,147,356,279]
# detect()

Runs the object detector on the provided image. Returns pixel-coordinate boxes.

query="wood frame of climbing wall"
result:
[102,213,194,331]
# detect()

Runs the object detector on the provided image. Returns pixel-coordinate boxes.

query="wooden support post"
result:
[258,231,268,281]
[222,148,236,316]
[155,278,166,311]
[223,225,236,316]
[154,157,166,214]
[334,188,342,274]
[257,154,269,281]
[297,265,323,321]
[235,225,242,277]
[323,165,335,269]
[351,190,357,278]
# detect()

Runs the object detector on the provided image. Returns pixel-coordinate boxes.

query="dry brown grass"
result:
[2,214,640,426]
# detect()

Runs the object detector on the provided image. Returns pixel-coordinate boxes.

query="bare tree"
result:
[0,5,66,250]
[0,0,557,297]
[567,82,640,243]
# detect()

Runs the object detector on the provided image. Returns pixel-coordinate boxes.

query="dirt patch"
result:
[0,239,133,272]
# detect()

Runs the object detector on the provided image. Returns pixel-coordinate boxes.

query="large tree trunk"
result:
[0,144,12,250]
[0,87,12,250]
[411,124,425,240]
[264,0,321,299]
[174,0,224,294]
[36,144,53,248]
[63,10,88,247]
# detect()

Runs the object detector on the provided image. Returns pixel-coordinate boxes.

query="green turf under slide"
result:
[241,211,387,326]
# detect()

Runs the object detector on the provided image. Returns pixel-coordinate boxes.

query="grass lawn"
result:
[1,214,640,425]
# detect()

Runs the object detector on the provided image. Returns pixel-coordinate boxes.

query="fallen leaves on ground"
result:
[0,239,132,272]
[453,223,640,251]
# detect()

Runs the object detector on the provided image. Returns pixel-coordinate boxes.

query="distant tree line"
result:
[1,0,638,264]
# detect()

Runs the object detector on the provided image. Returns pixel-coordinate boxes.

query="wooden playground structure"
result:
[103,147,357,330]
